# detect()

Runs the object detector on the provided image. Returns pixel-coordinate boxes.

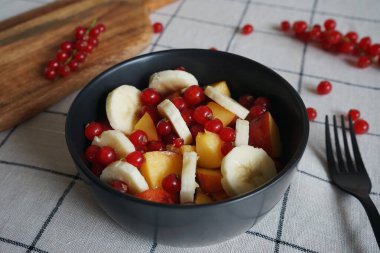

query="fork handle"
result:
[357,195,380,249]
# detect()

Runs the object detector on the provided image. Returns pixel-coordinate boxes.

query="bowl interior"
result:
[66,49,308,200]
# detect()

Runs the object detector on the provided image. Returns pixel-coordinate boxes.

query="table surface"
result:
[1,0,379,252]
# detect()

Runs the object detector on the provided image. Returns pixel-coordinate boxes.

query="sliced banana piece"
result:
[221,145,276,196]
[204,86,249,119]
[157,99,192,144]
[106,85,141,135]
[100,161,149,194]
[235,119,249,146]
[180,152,199,203]
[149,70,198,95]
[92,130,135,158]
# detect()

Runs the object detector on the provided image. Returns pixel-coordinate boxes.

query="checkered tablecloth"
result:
[1,0,380,252]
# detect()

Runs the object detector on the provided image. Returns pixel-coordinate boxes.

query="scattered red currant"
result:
[175,66,186,71]
[190,124,204,139]
[58,65,70,77]
[96,146,117,166]
[141,88,161,106]
[183,85,205,106]
[281,21,290,31]
[126,151,145,168]
[60,41,74,51]
[358,37,371,51]
[324,19,336,31]
[209,47,217,51]
[157,119,173,136]
[357,56,371,68]
[181,108,194,126]
[74,26,86,40]
[84,122,103,140]
[347,109,360,122]
[111,180,128,194]
[129,130,148,148]
[170,97,187,110]
[238,94,254,108]
[306,107,317,121]
[354,119,369,134]
[162,174,181,193]
[219,127,236,142]
[147,141,164,151]
[56,50,69,62]
[89,27,101,37]
[84,145,100,163]
[193,106,213,125]
[249,105,266,119]
[292,20,307,34]
[242,24,254,35]
[91,163,104,177]
[368,43,380,57]
[162,133,177,145]
[74,51,87,63]
[68,60,79,71]
[95,23,106,33]
[345,31,358,42]
[317,80,332,95]
[152,22,164,33]
[173,138,184,148]
[204,118,223,133]
[141,105,161,123]
[254,97,271,110]
[221,142,234,156]
[44,67,57,80]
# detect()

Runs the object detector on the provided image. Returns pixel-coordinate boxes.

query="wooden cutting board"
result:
[0,0,175,132]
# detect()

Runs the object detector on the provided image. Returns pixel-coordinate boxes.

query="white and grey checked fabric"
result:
[1,0,380,252]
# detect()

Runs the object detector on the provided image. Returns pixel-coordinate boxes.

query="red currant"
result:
[84,122,104,140]
[60,41,74,51]
[56,50,69,62]
[368,43,380,57]
[162,133,177,145]
[254,97,271,110]
[74,51,87,63]
[126,151,145,168]
[221,142,234,156]
[75,40,90,52]
[345,31,358,42]
[347,109,360,122]
[110,180,128,194]
[156,119,172,136]
[140,105,161,123]
[249,105,266,118]
[209,47,217,51]
[354,119,369,134]
[96,146,117,166]
[338,42,354,54]
[152,22,163,33]
[325,30,341,45]
[309,28,321,41]
[280,20,290,31]
[170,97,187,110]
[175,66,186,71]
[292,20,307,34]
[141,88,161,106]
[180,108,194,126]
[242,24,254,35]
[75,26,86,40]
[129,130,148,148]
[86,43,94,53]
[317,80,332,95]
[358,37,371,51]
[312,24,321,31]
[84,145,100,163]
[147,141,164,151]
[219,127,235,142]
[193,106,213,125]
[44,67,57,80]
[173,138,184,148]
[306,107,317,121]
[238,94,254,108]
[47,59,60,69]
[95,23,106,33]
[91,163,104,177]
[190,124,204,139]
[204,118,223,133]
[183,85,205,106]
[162,174,181,193]
[68,60,79,71]
[324,19,336,30]
[357,56,371,68]
[58,65,71,78]
[89,27,101,38]
[88,37,99,47]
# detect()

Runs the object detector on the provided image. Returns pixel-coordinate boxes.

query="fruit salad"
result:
[83,69,283,204]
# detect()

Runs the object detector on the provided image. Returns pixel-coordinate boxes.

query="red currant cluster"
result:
[44,20,106,80]
[281,19,380,68]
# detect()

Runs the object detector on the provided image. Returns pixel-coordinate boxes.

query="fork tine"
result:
[348,116,367,174]
[333,115,345,172]
[340,115,355,172]
[325,115,338,173]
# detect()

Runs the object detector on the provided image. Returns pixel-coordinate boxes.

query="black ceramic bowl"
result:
[65,49,309,247]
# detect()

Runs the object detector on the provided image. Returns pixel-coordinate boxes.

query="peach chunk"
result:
[196,131,223,169]
[207,102,236,127]
[134,112,158,141]
[210,81,231,97]
[196,168,223,193]
[249,112,282,158]
[140,151,182,189]
[194,190,213,204]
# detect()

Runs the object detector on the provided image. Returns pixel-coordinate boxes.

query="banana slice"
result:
[92,130,135,158]
[149,70,198,95]
[204,86,249,119]
[221,145,276,196]
[235,119,249,146]
[180,152,199,203]
[106,85,141,135]
[157,99,192,144]
[100,161,149,194]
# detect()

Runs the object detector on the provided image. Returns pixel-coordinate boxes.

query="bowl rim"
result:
[65,48,309,209]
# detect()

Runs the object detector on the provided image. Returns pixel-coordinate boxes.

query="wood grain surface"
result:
[0,0,175,132]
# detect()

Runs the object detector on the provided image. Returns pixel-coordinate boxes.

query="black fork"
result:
[325,115,380,249]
